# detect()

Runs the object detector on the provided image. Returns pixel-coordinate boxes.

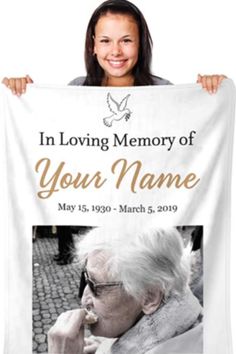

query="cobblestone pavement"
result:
[33,236,82,354]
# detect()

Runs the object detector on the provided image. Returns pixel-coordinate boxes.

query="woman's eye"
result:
[123,38,132,43]
[100,39,110,43]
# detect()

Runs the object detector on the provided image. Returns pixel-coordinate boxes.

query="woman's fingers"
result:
[218,74,227,85]
[1,75,34,96]
[211,75,219,94]
[15,78,25,95]
[48,309,86,354]
[197,74,227,94]
[2,77,9,88]
[26,75,34,84]
[84,336,102,353]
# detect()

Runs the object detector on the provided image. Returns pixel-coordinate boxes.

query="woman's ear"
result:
[141,289,163,315]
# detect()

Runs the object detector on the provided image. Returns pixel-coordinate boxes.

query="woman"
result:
[2,0,226,93]
[48,225,203,354]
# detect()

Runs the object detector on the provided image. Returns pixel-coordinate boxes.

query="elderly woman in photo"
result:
[48,225,203,354]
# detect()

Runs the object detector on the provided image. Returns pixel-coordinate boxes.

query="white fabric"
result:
[0,80,235,354]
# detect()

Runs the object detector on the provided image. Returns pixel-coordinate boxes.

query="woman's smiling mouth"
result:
[107,59,127,68]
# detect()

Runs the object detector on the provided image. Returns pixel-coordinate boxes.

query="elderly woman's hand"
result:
[197,74,227,94]
[1,75,33,96]
[84,336,102,353]
[48,309,86,354]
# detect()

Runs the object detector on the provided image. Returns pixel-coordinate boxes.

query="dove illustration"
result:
[103,93,132,127]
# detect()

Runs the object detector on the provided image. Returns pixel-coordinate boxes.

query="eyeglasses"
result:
[83,268,123,297]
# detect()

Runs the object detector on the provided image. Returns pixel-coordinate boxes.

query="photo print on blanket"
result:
[32,225,203,354]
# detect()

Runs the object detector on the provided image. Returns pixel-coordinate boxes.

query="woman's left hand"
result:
[84,336,102,353]
[197,74,227,94]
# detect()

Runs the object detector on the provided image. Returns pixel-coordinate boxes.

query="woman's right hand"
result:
[48,309,86,354]
[1,75,33,96]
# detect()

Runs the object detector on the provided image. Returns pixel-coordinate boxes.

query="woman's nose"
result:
[111,42,122,56]
[81,285,93,308]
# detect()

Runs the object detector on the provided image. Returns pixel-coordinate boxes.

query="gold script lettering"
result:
[112,159,142,193]
[35,158,107,199]
[140,173,199,189]
[111,158,200,193]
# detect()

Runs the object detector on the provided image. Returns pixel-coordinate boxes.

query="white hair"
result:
[77,224,190,301]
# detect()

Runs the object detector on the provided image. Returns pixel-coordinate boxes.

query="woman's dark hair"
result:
[83,0,154,86]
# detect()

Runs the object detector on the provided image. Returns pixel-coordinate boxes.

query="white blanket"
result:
[0,80,235,354]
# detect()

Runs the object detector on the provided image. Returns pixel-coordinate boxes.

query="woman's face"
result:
[93,12,139,86]
[81,252,143,338]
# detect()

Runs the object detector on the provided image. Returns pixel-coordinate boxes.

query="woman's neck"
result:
[102,75,134,87]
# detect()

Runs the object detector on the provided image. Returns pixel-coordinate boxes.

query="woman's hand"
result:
[84,336,102,353]
[48,309,86,354]
[1,75,33,96]
[197,74,227,94]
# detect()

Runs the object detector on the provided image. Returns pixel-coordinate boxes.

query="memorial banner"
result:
[0,80,235,354]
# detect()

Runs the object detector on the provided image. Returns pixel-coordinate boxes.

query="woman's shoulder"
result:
[68,76,86,86]
[151,75,173,85]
